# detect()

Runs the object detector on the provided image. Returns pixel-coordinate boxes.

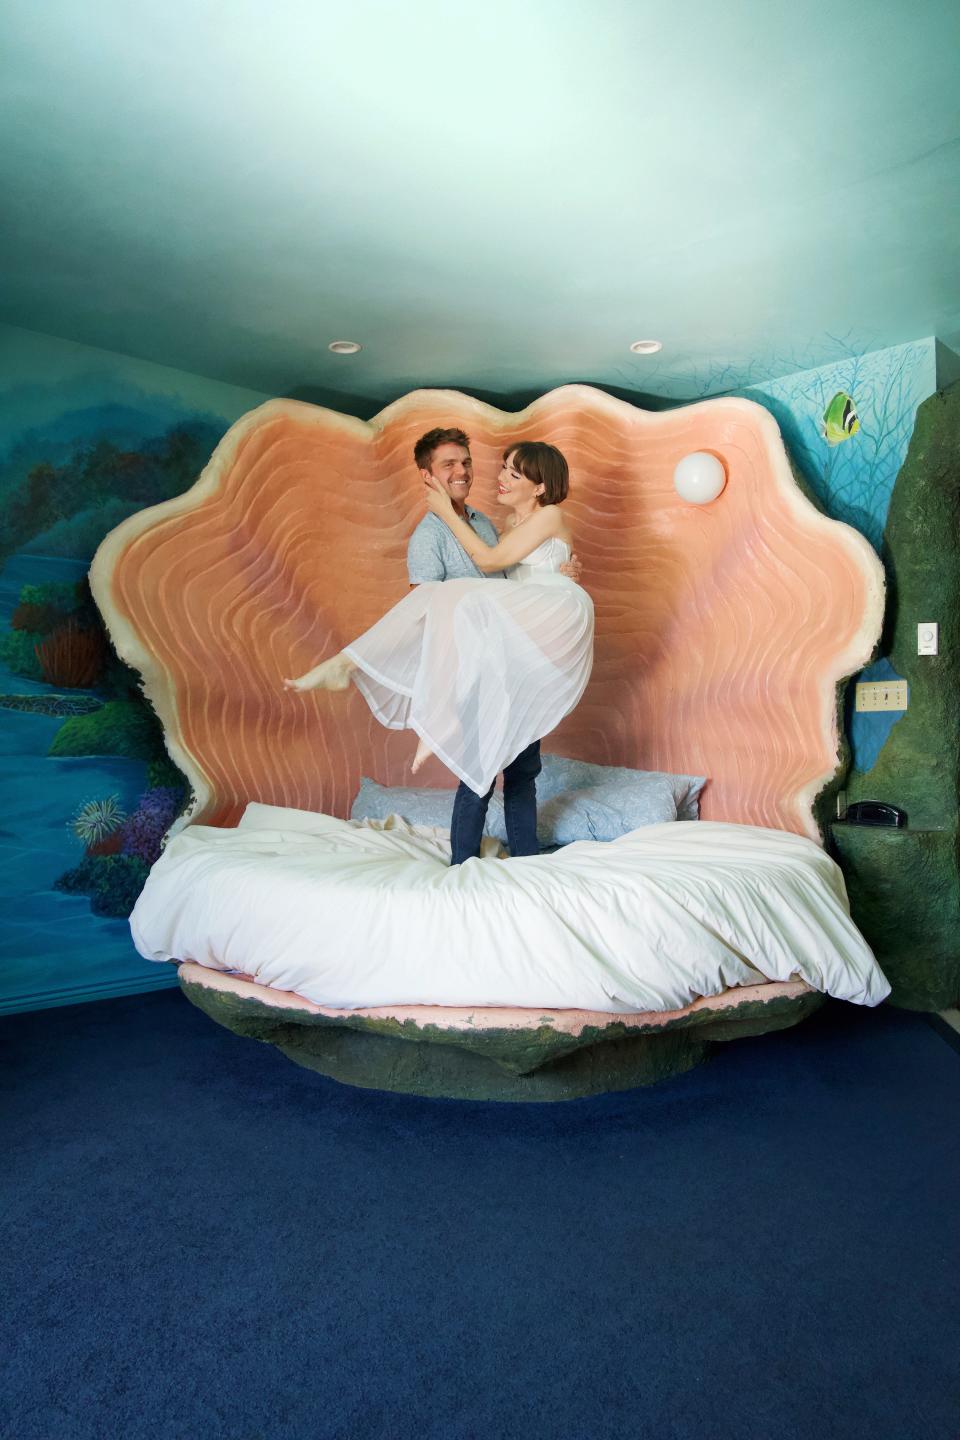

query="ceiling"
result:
[2,0,959,410]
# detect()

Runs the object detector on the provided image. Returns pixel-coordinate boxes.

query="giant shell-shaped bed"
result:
[90,386,885,1099]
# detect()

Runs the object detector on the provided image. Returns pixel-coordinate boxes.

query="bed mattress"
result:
[130,806,890,1013]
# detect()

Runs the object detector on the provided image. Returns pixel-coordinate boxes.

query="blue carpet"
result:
[2,990,959,1440]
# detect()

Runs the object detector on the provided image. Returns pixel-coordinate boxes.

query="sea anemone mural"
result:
[70,794,126,851]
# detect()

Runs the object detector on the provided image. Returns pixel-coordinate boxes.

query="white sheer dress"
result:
[343,537,594,795]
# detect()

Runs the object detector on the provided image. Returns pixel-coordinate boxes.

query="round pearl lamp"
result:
[673,452,726,504]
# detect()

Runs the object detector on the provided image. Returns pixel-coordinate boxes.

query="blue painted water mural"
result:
[0,338,267,1012]
[742,340,936,550]
[0,553,177,1013]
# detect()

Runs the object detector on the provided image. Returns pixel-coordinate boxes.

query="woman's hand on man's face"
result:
[423,474,455,515]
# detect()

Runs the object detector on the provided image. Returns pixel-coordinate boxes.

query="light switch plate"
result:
[918,622,939,656]
[855,680,909,712]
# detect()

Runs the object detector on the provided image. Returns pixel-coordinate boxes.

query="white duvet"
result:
[130,805,890,1013]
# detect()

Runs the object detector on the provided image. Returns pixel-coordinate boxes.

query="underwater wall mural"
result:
[0,323,942,1014]
[740,338,936,551]
[0,323,268,1013]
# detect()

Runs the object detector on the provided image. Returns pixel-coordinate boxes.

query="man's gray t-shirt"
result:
[406,506,506,582]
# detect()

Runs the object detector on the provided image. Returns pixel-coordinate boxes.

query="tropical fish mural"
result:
[822,391,860,445]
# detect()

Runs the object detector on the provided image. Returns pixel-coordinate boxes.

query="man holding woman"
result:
[285,426,593,864]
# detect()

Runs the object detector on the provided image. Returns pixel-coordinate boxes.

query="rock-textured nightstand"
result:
[830,822,959,1010]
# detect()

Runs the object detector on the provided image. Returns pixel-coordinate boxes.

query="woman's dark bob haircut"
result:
[503,442,569,506]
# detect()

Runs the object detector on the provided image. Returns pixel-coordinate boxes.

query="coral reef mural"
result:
[0,323,267,1013]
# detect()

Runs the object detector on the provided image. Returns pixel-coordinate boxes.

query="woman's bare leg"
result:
[283,652,355,693]
[411,735,434,773]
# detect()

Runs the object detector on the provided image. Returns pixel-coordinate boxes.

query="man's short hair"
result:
[504,442,569,506]
[414,427,471,472]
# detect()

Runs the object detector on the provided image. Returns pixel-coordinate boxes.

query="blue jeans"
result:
[449,740,542,865]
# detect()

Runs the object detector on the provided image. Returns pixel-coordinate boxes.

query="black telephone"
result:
[844,801,907,828]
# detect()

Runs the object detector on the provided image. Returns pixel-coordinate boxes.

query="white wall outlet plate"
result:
[855,679,909,712]
[918,622,939,655]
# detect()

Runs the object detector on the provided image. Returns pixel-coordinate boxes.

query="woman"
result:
[284,442,594,798]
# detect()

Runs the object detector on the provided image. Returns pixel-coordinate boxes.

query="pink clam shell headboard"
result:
[90,385,884,840]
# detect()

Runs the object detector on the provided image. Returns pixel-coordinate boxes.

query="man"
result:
[407,427,505,586]
[406,427,580,866]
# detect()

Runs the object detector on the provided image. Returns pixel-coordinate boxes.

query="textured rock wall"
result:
[836,382,960,1008]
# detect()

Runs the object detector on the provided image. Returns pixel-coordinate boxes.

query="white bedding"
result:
[130,805,890,1013]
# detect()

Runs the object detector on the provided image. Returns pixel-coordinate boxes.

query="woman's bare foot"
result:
[283,652,355,693]
[411,736,434,773]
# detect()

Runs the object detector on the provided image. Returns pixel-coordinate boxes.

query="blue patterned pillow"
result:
[531,755,705,823]
[351,778,458,832]
[351,755,705,847]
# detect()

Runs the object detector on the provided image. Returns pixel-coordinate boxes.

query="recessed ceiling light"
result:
[328,340,362,355]
[629,340,662,355]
